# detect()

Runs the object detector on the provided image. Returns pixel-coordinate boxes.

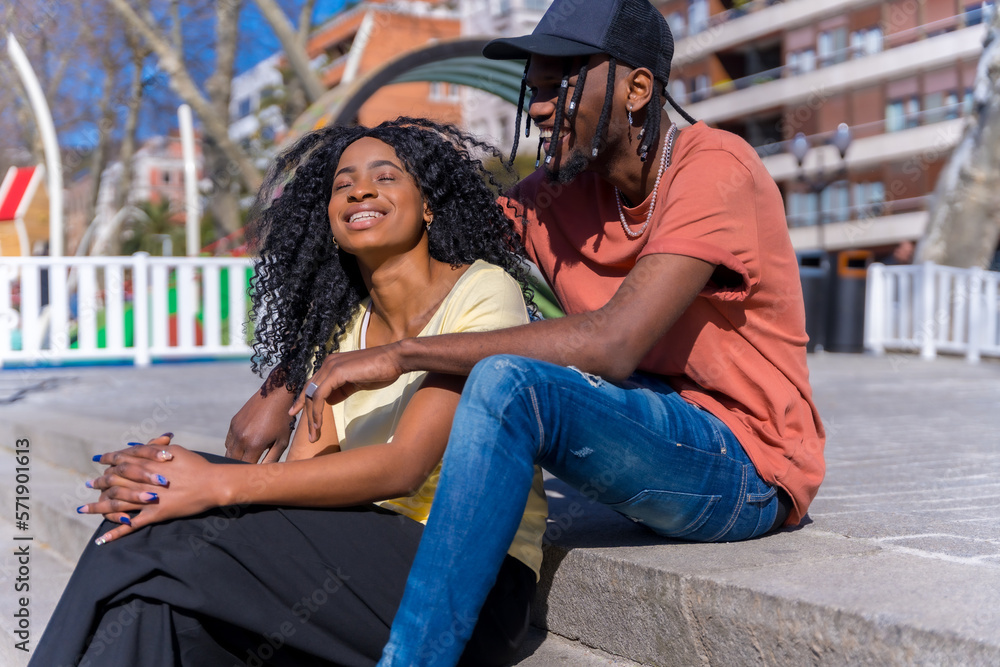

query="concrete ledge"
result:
[3,355,998,666]
[534,478,1000,666]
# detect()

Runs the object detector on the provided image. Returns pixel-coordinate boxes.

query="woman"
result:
[30,119,548,667]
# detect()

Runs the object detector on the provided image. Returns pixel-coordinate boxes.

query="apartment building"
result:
[306,0,463,126]
[661,0,992,261]
[461,0,553,153]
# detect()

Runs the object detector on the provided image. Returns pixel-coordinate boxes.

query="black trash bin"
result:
[797,251,831,353]
[826,250,871,353]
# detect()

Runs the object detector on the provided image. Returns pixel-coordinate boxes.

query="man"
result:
[229,0,824,664]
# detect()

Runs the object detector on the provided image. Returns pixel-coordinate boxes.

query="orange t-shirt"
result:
[504,122,824,526]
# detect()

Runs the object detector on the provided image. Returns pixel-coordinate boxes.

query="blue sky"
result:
[236,0,349,74]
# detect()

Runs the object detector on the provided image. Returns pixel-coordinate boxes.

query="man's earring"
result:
[332,236,339,250]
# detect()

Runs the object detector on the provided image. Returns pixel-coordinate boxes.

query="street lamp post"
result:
[790,122,853,252]
[790,123,859,353]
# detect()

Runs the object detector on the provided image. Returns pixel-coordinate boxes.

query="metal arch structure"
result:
[285,37,526,144]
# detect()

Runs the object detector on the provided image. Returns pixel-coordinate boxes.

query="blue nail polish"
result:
[85,480,93,489]
[140,492,158,502]
[76,506,87,514]
[127,442,143,447]
[120,516,132,526]
[156,475,169,486]
[161,432,174,438]
[92,455,103,462]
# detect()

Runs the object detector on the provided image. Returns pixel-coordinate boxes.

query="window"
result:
[671,79,688,104]
[163,171,171,185]
[965,1,997,26]
[817,27,848,67]
[945,92,961,120]
[691,74,711,102]
[787,48,816,75]
[923,92,945,124]
[886,99,905,132]
[237,98,251,120]
[964,87,975,115]
[688,0,709,35]
[787,191,819,228]
[820,181,850,223]
[490,0,511,17]
[429,82,460,102]
[852,182,886,219]
[850,27,883,58]
[905,96,921,129]
[667,12,687,40]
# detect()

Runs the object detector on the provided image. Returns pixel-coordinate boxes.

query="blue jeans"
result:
[378,355,781,666]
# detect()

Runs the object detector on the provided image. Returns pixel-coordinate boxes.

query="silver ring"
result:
[305,382,319,399]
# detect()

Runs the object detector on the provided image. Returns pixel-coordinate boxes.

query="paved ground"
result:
[0,352,998,665]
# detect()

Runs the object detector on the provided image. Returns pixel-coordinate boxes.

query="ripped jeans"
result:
[378,355,781,667]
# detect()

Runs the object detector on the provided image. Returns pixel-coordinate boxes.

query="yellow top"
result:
[331,260,548,578]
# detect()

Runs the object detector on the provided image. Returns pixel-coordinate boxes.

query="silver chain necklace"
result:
[615,123,678,239]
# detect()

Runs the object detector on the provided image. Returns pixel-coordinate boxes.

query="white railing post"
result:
[77,264,98,351]
[20,265,40,356]
[0,264,13,364]
[203,264,222,349]
[967,267,984,363]
[228,263,247,349]
[177,262,197,349]
[106,264,125,352]
[865,262,885,355]
[920,261,937,360]
[133,252,151,367]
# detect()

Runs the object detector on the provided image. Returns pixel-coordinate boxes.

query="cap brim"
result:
[483,34,604,61]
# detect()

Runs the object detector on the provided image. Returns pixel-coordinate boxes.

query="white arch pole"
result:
[178,104,200,257]
[7,33,64,257]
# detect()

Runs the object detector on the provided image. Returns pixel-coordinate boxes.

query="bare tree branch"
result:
[250,0,326,103]
[106,0,263,191]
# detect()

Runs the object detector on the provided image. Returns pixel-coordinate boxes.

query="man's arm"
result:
[225,369,296,463]
[297,253,715,441]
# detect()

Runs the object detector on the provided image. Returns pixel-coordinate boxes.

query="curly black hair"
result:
[246,117,533,395]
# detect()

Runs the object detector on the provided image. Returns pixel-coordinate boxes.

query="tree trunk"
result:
[204,0,243,235]
[107,0,264,192]
[250,0,326,104]
[917,10,1000,269]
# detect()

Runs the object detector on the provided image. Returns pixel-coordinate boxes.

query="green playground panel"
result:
[75,266,255,351]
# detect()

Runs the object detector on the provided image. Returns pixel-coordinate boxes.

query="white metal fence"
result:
[865,262,1000,362]
[0,253,254,367]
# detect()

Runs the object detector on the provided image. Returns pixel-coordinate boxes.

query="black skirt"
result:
[30,455,535,667]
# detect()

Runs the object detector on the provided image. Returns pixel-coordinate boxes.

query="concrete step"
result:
[533,478,1000,667]
[0,518,76,667]
[512,626,645,666]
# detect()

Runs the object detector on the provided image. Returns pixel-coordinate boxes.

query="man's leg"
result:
[378,355,782,667]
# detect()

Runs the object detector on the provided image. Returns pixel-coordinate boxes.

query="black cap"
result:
[483,0,674,86]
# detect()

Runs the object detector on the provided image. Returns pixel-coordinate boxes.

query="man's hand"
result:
[225,380,297,463]
[290,344,405,443]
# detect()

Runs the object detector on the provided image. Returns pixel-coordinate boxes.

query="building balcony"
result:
[788,206,928,252]
[673,0,883,69]
[680,23,984,125]
[760,115,966,183]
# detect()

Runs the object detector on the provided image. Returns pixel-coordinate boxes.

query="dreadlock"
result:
[567,61,588,118]
[508,57,531,165]
[591,57,617,158]
[543,61,574,167]
[665,88,698,126]
[638,84,661,162]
